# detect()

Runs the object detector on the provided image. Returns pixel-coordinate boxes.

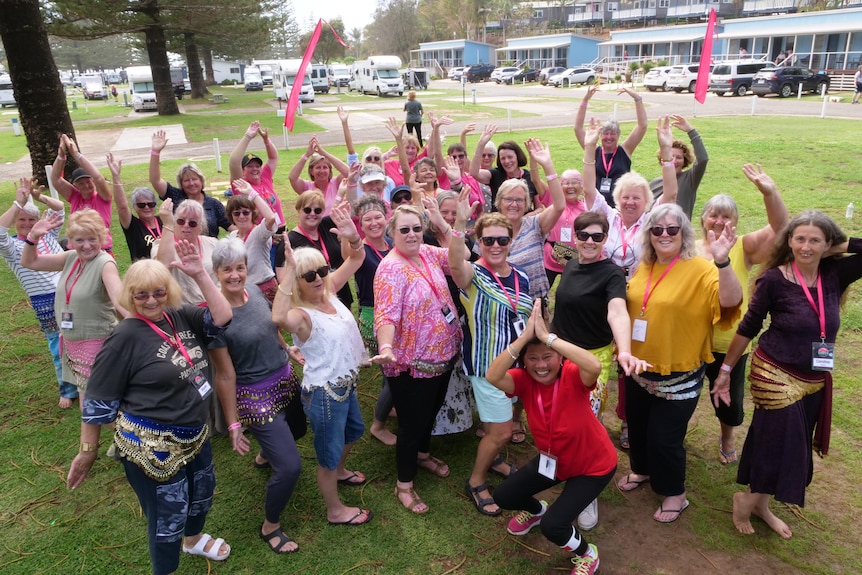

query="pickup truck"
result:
[465,63,495,82]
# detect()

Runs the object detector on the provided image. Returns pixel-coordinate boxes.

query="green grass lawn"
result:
[0,115,861,574]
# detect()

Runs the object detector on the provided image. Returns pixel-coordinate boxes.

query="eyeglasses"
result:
[302,206,323,215]
[575,231,607,242]
[365,155,381,162]
[175,218,199,228]
[391,195,411,204]
[451,153,466,159]
[136,202,157,209]
[298,266,330,283]
[649,225,681,237]
[481,153,496,158]
[397,224,423,235]
[232,209,252,217]
[479,236,511,247]
[133,288,168,301]
[501,197,526,205]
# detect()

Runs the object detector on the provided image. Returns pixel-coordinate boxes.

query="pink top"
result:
[69,187,113,250]
[301,178,341,216]
[383,148,428,186]
[373,244,462,378]
[437,172,485,219]
[542,200,587,273]
[235,164,285,227]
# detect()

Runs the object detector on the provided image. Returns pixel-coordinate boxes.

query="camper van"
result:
[352,56,404,96]
[328,63,351,87]
[0,74,16,108]
[309,64,329,93]
[273,60,315,103]
[244,66,263,91]
[127,66,157,112]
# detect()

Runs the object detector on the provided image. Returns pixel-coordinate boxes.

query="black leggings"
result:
[494,455,616,548]
[405,122,423,146]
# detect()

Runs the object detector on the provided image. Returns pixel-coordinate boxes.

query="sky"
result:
[295,1,378,37]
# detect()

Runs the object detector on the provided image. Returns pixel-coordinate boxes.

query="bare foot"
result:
[370,421,397,446]
[732,491,756,535]
[59,397,73,409]
[752,499,793,539]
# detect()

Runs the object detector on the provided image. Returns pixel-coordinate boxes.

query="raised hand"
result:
[16,177,31,205]
[708,222,738,263]
[30,211,64,238]
[384,117,403,139]
[442,155,461,181]
[281,234,296,269]
[455,188,477,226]
[232,178,253,196]
[106,152,122,179]
[583,85,598,101]
[245,121,260,139]
[159,197,174,225]
[258,125,269,142]
[479,124,498,144]
[669,114,692,132]
[151,129,168,152]
[656,115,674,149]
[329,201,360,242]
[742,163,778,197]
[336,106,349,123]
[306,136,319,156]
[583,117,602,148]
[525,137,552,168]
[171,239,205,277]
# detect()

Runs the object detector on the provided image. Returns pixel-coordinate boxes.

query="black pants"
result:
[249,409,302,524]
[386,369,450,482]
[494,455,616,548]
[406,122,423,147]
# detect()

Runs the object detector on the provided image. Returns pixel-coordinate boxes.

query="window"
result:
[230,67,239,74]
[607,2,618,10]
[534,9,543,18]
[659,0,668,6]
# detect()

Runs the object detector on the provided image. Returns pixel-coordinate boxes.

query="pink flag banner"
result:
[694,8,717,104]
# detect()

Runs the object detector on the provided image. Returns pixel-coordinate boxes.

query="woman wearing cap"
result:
[1,177,77,408]
[358,164,388,201]
[227,179,279,301]
[229,121,285,230]
[150,130,232,238]
[389,186,414,209]
[50,134,114,251]
[289,135,350,216]
[334,107,396,198]
[107,153,162,260]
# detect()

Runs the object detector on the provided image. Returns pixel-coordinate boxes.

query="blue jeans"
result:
[45,330,77,399]
[301,385,365,470]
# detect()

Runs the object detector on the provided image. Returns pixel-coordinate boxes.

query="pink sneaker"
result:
[507,500,547,535]
[570,544,600,575]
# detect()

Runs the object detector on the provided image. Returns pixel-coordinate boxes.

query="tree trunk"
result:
[203,48,217,86]
[184,33,210,98]
[0,0,76,185]
[143,22,180,115]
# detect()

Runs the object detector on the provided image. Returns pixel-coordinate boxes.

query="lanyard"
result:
[143,218,162,241]
[617,218,639,262]
[393,248,447,304]
[241,224,256,243]
[64,258,86,306]
[366,240,389,262]
[640,255,680,316]
[297,226,330,264]
[477,258,519,314]
[534,377,560,455]
[600,147,619,178]
[136,312,194,365]
[792,261,826,341]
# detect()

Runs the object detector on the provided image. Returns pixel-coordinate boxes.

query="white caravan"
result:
[126,66,157,112]
[272,60,315,103]
[352,56,404,96]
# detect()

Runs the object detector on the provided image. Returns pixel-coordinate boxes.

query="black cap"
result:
[241,153,263,168]
[70,167,92,183]
[390,185,412,204]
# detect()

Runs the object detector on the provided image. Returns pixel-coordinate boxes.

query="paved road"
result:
[2,79,860,182]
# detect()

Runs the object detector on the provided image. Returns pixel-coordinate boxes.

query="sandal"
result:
[619,423,630,450]
[465,480,502,516]
[337,471,367,486]
[182,533,231,561]
[395,485,429,514]
[719,436,738,465]
[489,455,518,479]
[617,473,649,492]
[259,526,298,554]
[511,420,527,444]
[417,455,450,478]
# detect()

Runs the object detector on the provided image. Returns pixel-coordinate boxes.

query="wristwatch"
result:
[545,334,558,348]
[80,441,100,453]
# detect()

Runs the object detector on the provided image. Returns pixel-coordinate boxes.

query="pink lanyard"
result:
[617,219,639,261]
[535,378,560,455]
[136,312,193,364]
[477,258,519,314]
[640,255,680,316]
[792,262,826,341]
[394,248,447,304]
[297,227,330,265]
[600,147,619,178]
[366,241,389,262]
[241,224,256,243]
[144,219,162,240]
[64,259,85,306]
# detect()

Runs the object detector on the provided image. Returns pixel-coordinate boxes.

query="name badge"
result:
[600,178,612,195]
[632,319,647,342]
[513,318,525,337]
[188,370,212,399]
[560,227,572,243]
[538,452,557,480]
[61,311,74,329]
[441,305,456,324]
[811,342,834,371]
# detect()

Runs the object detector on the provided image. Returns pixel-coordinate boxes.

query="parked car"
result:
[751,66,830,97]
[667,64,710,93]
[449,66,466,81]
[550,67,597,87]
[495,67,521,83]
[643,66,673,92]
[511,68,539,83]
[465,63,495,82]
[539,66,566,85]
[709,60,772,97]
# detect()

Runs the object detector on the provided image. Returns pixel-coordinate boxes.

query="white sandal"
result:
[182,533,231,561]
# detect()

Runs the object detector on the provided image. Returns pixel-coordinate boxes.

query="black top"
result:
[121,215,163,260]
[489,168,539,211]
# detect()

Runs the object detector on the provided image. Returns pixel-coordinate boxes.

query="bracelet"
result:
[23,236,36,246]
[714,258,731,269]
[150,150,160,156]
[247,190,259,201]
[300,154,308,161]
[719,363,733,373]
[506,345,519,361]
[545,173,558,182]
[277,285,293,297]
[349,238,363,251]
[163,226,175,233]
[450,178,462,186]
[579,102,588,108]
[57,156,67,162]
[228,422,242,431]
[634,96,643,102]
[112,182,123,186]
[451,228,464,238]
[80,441,100,453]
[661,161,674,168]
[583,159,596,165]
[379,343,393,352]
[545,334,558,348]
[76,153,83,161]
[659,157,674,163]
[347,182,358,187]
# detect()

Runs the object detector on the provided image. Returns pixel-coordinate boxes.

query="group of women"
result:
[2,95,859,575]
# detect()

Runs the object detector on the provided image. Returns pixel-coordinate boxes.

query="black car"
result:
[751,66,830,98]
[465,63,495,82]
[511,68,539,83]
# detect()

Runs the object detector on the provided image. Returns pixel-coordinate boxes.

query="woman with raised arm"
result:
[469,125,539,208]
[383,117,426,187]
[226,179,278,301]
[66,243,233,575]
[272,204,372,527]
[149,130,232,238]
[648,114,709,219]
[107,152,162,260]
[712,212,862,540]
[288,136,350,216]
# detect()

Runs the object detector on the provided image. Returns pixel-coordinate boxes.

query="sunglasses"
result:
[136,202,157,209]
[175,218,199,228]
[232,209,252,217]
[298,266,330,283]
[302,207,323,215]
[575,231,607,242]
[397,224,423,235]
[451,153,466,159]
[365,155,381,162]
[649,225,681,237]
[481,153,496,158]
[133,288,168,301]
[391,195,411,204]
[479,236,511,247]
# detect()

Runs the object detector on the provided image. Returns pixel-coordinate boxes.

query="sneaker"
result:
[577,499,598,531]
[570,544,600,575]
[507,500,547,535]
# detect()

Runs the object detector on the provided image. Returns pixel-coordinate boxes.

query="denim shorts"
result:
[470,375,514,423]
[301,384,365,469]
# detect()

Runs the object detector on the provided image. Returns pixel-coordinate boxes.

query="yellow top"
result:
[709,241,753,353]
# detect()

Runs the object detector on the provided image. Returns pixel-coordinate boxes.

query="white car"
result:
[495,67,520,84]
[490,67,508,82]
[643,66,673,91]
[666,64,709,93]
[550,67,597,87]
[449,67,465,81]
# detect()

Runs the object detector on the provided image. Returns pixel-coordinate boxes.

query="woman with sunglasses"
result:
[373,204,463,514]
[107,153,162,261]
[551,211,649,531]
[618,203,742,523]
[226,179,279,301]
[272,207,374,527]
[150,130,232,238]
[448,204,533,516]
[280,191,354,308]
[67,244,234,574]
[288,136,350,216]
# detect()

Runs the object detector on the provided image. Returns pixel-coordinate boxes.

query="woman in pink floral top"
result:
[373,204,463,515]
